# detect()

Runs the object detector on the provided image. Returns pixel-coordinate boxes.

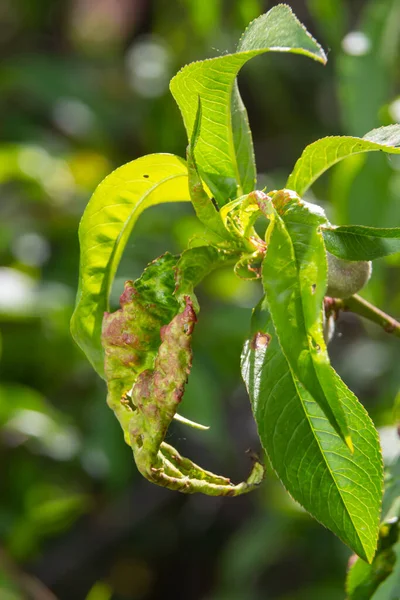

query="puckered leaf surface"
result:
[102,249,264,495]
[70,153,190,376]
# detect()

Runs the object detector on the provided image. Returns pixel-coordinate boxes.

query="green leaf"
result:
[261,190,352,449]
[287,125,400,196]
[186,100,233,241]
[346,520,399,599]
[241,295,383,561]
[231,81,256,198]
[70,153,190,377]
[102,249,264,495]
[370,540,400,600]
[323,225,400,261]
[170,4,326,206]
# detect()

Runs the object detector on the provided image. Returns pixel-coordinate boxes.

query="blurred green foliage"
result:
[0,0,399,598]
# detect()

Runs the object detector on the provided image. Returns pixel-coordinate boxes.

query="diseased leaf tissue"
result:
[71,4,400,565]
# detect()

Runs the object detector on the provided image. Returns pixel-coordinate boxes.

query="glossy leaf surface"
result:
[70,153,190,377]
[322,225,400,261]
[241,296,383,561]
[170,4,326,206]
[261,190,351,447]
[287,125,400,196]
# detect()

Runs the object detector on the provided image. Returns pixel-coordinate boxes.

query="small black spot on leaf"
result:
[143,174,149,178]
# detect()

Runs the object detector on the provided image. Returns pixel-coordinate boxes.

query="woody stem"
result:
[328,294,400,339]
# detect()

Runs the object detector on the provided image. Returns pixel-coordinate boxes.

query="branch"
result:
[327,294,400,338]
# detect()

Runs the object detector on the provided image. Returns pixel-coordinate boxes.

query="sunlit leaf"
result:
[261,190,351,448]
[70,153,190,377]
[287,125,400,196]
[241,296,383,561]
[170,4,326,206]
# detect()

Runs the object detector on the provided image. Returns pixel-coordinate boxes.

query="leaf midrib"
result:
[265,216,369,559]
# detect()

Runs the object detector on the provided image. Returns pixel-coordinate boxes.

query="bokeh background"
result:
[1,0,400,598]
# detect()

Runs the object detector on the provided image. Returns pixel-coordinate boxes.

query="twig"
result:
[327,294,400,338]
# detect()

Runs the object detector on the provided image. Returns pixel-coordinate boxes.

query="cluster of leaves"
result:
[71,3,400,572]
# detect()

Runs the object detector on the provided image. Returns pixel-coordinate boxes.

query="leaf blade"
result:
[170,4,326,206]
[322,225,400,261]
[287,125,400,196]
[70,153,190,377]
[241,297,383,561]
[262,191,351,448]
[102,248,264,495]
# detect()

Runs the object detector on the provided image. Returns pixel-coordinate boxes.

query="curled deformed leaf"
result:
[70,154,191,377]
[102,250,264,495]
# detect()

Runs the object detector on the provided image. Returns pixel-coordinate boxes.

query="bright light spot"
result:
[0,268,36,313]
[379,426,400,464]
[7,410,53,438]
[18,146,52,179]
[389,98,400,122]
[126,37,171,98]
[53,98,95,137]
[6,409,81,461]
[43,164,75,203]
[12,232,51,267]
[43,427,81,461]
[17,145,75,203]
[342,31,371,56]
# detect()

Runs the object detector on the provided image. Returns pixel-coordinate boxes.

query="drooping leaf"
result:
[102,249,264,495]
[260,190,352,448]
[241,295,383,562]
[322,225,400,261]
[286,125,400,197]
[170,4,326,206]
[70,153,191,377]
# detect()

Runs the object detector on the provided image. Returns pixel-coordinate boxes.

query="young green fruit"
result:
[326,252,372,298]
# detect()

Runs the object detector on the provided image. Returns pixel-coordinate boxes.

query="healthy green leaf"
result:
[322,225,400,261]
[186,100,233,241]
[241,296,383,562]
[170,4,326,206]
[346,520,399,599]
[102,249,264,495]
[287,124,400,196]
[261,190,352,448]
[70,153,191,377]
